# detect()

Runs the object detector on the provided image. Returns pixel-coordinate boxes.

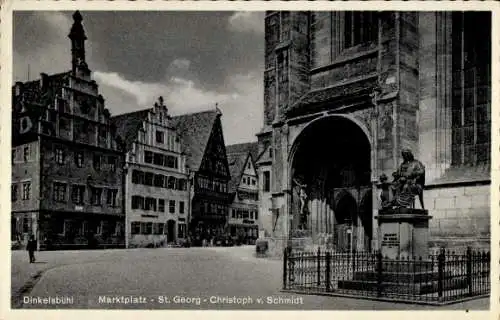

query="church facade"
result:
[257,11,491,251]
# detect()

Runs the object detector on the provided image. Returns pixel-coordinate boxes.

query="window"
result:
[107,189,118,207]
[23,217,32,233]
[255,211,259,220]
[145,197,157,211]
[154,174,164,187]
[168,176,177,189]
[169,200,176,214]
[144,222,153,234]
[156,130,164,143]
[71,185,85,205]
[344,11,378,49]
[179,201,185,214]
[11,184,18,202]
[131,222,141,234]
[144,151,153,164]
[242,177,247,184]
[91,187,102,206]
[12,149,16,163]
[22,182,31,200]
[144,172,154,186]
[154,223,164,235]
[247,162,251,169]
[53,182,67,202]
[451,12,491,165]
[93,155,101,171]
[269,148,273,158]
[132,170,143,184]
[132,195,144,210]
[75,152,84,168]
[166,155,178,169]
[178,179,187,191]
[153,153,164,166]
[55,148,65,164]
[263,171,271,192]
[251,178,256,186]
[158,199,165,212]
[23,146,30,162]
[107,156,117,172]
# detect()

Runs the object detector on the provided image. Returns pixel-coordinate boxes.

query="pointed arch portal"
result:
[290,115,373,251]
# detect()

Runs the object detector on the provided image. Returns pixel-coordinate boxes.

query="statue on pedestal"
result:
[379,148,426,210]
[293,178,309,230]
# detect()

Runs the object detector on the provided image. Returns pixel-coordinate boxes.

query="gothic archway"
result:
[289,115,372,250]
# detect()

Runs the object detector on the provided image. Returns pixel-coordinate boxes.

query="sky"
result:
[13,11,265,145]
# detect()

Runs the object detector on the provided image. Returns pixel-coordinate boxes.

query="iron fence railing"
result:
[283,247,490,304]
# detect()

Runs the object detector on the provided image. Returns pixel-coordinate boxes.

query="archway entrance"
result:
[290,115,372,251]
[166,220,176,243]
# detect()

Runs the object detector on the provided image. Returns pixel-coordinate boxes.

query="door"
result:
[167,220,176,243]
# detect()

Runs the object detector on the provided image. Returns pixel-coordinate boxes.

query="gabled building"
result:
[226,142,260,244]
[172,109,231,244]
[11,11,125,250]
[111,97,189,248]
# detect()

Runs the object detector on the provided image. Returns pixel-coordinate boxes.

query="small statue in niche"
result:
[293,177,309,230]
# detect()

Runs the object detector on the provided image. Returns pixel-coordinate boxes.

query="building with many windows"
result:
[111,97,189,248]
[172,109,231,245]
[11,11,125,250]
[259,11,491,251]
[226,142,260,244]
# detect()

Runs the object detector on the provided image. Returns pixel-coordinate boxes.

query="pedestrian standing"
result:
[27,234,37,263]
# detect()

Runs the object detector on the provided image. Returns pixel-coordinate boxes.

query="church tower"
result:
[68,10,90,78]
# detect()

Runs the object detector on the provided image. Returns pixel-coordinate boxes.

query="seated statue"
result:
[380,148,425,210]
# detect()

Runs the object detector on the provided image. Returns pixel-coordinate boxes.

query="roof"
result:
[171,110,220,172]
[110,109,151,151]
[226,142,259,160]
[13,72,71,111]
[226,142,259,194]
[256,145,272,165]
[284,76,378,118]
[430,163,491,185]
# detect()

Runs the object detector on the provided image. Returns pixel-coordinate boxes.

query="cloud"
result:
[228,12,265,34]
[93,70,263,144]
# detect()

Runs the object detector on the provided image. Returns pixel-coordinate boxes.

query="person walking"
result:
[26,235,37,263]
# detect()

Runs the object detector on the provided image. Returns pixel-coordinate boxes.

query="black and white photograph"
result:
[2,1,498,316]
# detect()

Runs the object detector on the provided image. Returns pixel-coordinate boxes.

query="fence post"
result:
[283,247,288,290]
[325,251,331,292]
[353,248,356,274]
[317,247,321,287]
[438,248,445,299]
[376,251,383,297]
[466,246,472,296]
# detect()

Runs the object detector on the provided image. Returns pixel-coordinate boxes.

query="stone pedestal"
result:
[375,208,432,259]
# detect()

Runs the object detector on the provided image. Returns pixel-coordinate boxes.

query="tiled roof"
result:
[110,109,151,151]
[171,110,219,172]
[285,77,377,118]
[430,163,491,185]
[227,153,248,194]
[226,142,259,160]
[256,145,272,165]
[226,142,259,194]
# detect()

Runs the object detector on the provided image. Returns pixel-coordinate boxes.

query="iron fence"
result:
[283,247,490,304]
